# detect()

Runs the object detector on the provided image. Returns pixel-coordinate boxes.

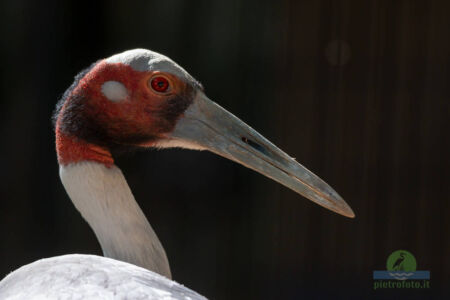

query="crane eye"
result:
[150,76,170,93]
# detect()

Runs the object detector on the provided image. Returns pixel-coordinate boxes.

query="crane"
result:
[0,49,354,299]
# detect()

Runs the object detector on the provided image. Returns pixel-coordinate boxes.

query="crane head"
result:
[54,49,354,218]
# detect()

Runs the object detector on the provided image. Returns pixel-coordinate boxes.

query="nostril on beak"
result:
[241,136,268,156]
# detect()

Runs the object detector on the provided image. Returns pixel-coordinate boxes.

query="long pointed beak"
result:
[167,92,355,218]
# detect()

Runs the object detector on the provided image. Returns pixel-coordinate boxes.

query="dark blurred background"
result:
[0,0,448,299]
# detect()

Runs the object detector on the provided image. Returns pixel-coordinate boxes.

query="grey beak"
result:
[167,92,355,218]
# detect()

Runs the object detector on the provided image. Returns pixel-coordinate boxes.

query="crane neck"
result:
[59,160,172,279]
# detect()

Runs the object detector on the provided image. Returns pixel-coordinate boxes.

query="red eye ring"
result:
[150,76,170,93]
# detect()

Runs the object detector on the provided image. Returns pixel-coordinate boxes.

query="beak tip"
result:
[343,209,356,218]
[338,202,355,218]
[314,189,355,218]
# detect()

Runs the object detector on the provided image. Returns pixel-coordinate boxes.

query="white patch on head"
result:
[105,49,198,86]
[101,81,128,102]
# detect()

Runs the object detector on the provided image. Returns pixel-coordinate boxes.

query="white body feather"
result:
[0,161,208,299]
[0,254,206,300]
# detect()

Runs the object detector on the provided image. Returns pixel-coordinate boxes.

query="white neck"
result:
[59,161,171,278]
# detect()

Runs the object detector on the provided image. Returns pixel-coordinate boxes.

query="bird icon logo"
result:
[387,250,416,273]
[391,252,407,271]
